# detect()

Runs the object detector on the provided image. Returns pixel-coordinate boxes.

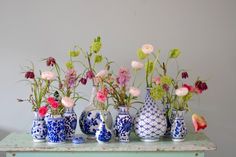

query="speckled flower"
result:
[116,67,131,87]
[65,69,77,88]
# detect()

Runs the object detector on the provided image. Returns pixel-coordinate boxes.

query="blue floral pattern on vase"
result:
[47,116,66,144]
[64,107,77,141]
[95,114,112,144]
[134,88,167,142]
[114,106,132,142]
[31,112,47,142]
[79,105,112,139]
[171,110,187,142]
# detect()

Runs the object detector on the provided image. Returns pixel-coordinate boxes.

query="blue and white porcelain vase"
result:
[47,115,66,144]
[171,110,187,142]
[114,106,132,142]
[31,111,47,142]
[64,107,77,141]
[95,113,112,144]
[79,86,112,139]
[134,88,167,142]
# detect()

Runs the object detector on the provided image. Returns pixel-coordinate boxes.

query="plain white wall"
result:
[0,0,236,157]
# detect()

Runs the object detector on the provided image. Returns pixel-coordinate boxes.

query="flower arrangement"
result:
[134,44,208,132]
[18,64,55,117]
[95,66,142,109]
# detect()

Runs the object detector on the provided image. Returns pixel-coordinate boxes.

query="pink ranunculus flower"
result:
[131,61,144,70]
[152,76,161,85]
[61,97,74,108]
[175,87,189,96]
[192,113,207,132]
[96,90,107,103]
[41,71,55,80]
[96,69,108,78]
[129,87,141,97]
[142,44,154,54]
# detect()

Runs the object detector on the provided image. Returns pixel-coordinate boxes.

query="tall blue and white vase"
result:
[171,110,187,142]
[79,86,113,139]
[31,111,47,142]
[95,113,112,144]
[64,107,77,141]
[114,106,132,142]
[134,88,167,142]
[47,115,66,144]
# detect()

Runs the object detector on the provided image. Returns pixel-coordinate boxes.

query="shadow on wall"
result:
[0,129,10,157]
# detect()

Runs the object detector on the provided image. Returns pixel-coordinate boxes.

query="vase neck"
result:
[65,107,74,112]
[118,106,129,114]
[174,110,186,118]
[33,111,44,120]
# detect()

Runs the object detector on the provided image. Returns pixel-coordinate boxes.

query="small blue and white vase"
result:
[64,107,77,141]
[95,113,112,144]
[114,106,132,142]
[79,86,113,139]
[31,111,47,142]
[171,110,187,142]
[134,88,167,142]
[47,115,66,144]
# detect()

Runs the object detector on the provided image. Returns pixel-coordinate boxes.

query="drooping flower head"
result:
[182,71,189,79]
[65,69,77,88]
[192,113,207,132]
[116,67,131,87]
[46,57,56,67]
[195,80,208,93]
[25,71,35,79]
[86,70,95,79]
[79,78,87,85]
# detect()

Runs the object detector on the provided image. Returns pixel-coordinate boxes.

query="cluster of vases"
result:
[31,88,187,144]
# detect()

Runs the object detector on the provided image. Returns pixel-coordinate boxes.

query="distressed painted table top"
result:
[0,132,216,152]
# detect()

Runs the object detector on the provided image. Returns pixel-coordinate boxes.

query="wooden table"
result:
[0,132,216,157]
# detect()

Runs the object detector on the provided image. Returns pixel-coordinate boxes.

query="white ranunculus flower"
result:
[41,71,55,81]
[61,97,74,108]
[131,61,144,70]
[142,44,154,54]
[175,87,189,97]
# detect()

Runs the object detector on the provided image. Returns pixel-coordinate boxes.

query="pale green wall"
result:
[0,0,236,157]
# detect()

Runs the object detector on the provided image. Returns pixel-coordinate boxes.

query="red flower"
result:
[195,80,208,93]
[25,71,35,79]
[47,97,55,105]
[51,101,59,109]
[192,113,207,132]
[181,72,189,79]
[96,90,107,103]
[162,84,169,91]
[86,70,95,79]
[38,106,48,117]
[46,57,56,66]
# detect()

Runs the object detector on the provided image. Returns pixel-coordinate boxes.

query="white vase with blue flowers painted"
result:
[47,115,66,144]
[31,111,47,142]
[64,107,77,141]
[95,112,112,144]
[171,110,187,142]
[114,106,132,142]
[134,88,167,142]
[79,86,112,139]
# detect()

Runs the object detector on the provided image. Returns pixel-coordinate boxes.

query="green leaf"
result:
[94,55,103,63]
[160,75,172,85]
[169,48,181,58]
[183,92,192,101]
[137,48,148,60]
[150,85,165,100]
[145,61,154,74]
[69,50,80,57]
[66,61,74,69]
